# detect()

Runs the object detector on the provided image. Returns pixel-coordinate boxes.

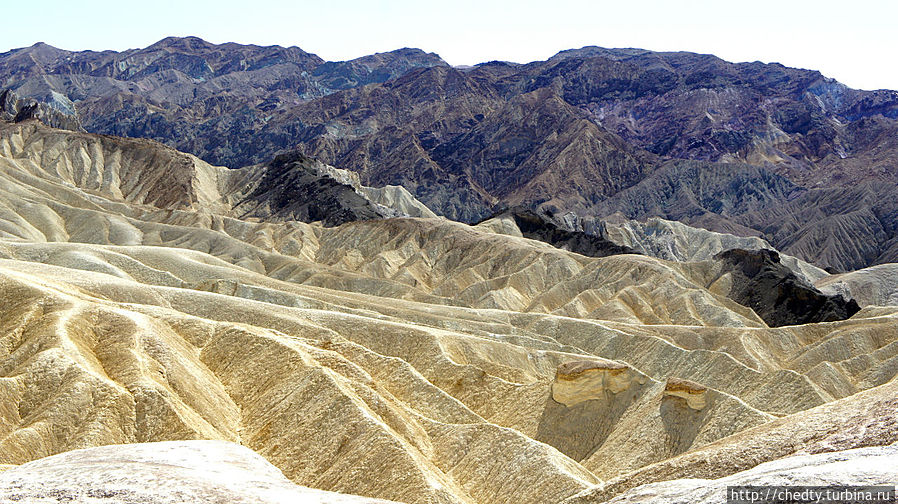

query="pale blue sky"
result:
[2,0,895,90]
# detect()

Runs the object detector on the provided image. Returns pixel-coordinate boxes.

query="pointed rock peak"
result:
[327,47,447,66]
[386,47,447,62]
[268,150,315,171]
[548,45,647,62]
[391,47,425,53]
[19,41,65,58]
[716,247,783,277]
[475,60,521,68]
[232,150,391,226]
[384,47,434,56]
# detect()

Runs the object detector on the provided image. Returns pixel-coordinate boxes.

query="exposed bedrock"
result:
[713,248,860,327]
[479,208,639,258]
[539,361,773,480]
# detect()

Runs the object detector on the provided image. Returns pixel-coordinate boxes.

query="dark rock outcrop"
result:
[714,248,860,327]
[0,89,83,131]
[234,151,388,227]
[487,207,639,258]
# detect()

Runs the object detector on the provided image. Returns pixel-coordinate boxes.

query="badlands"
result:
[0,119,896,502]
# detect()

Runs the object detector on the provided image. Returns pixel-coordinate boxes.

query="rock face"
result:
[479,208,638,258]
[551,359,644,407]
[0,99,896,504]
[233,151,390,226]
[816,263,898,307]
[0,441,398,503]
[0,88,83,131]
[4,38,898,269]
[712,248,860,327]
[662,378,708,410]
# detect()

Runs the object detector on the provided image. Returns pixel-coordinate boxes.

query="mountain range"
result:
[3,36,898,271]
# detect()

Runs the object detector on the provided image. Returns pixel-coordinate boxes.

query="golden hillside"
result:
[0,120,896,503]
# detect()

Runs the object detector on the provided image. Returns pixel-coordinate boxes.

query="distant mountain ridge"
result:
[3,37,898,271]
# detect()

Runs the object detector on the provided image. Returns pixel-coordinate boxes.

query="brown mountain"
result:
[2,37,898,270]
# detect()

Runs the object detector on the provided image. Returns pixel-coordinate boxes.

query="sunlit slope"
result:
[0,121,766,325]
[817,263,898,307]
[3,244,897,503]
[0,120,897,503]
[0,440,402,503]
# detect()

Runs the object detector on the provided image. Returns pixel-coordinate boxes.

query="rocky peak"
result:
[479,207,639,258]
[311,47,448,93]
[233,151,405,226]
[0,89,83,131]
[146,35,215,51]
[714,248,861,327]
[549,46,654,62]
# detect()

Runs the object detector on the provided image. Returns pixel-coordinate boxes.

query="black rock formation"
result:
[0,89,83,131]
[489,207,639,258]
[234,152,386,227]
[714,248,860,327]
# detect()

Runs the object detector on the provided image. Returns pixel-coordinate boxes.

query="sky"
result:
[2,0,896,90]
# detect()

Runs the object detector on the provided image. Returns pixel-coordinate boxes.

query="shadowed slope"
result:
[711,248,860,327]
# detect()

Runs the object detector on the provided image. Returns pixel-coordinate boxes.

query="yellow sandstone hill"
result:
[0,119,896,503]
